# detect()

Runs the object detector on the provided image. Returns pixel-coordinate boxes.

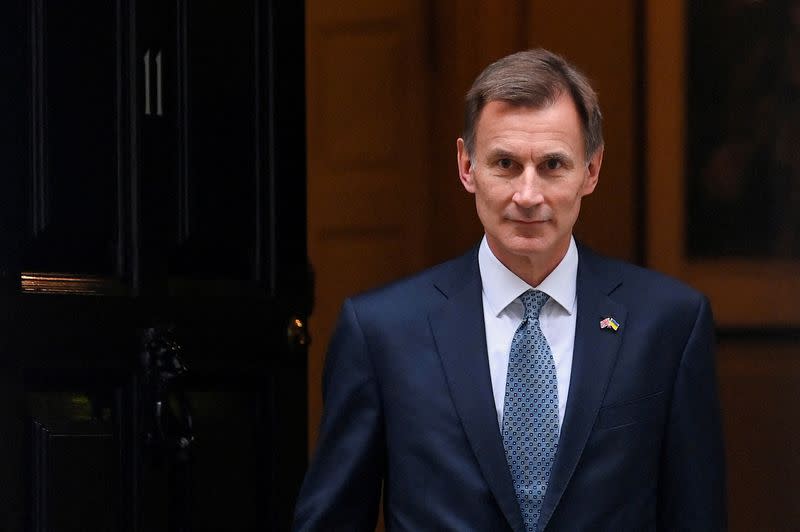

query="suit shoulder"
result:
[580,245,707,309]
[346,248,476,317]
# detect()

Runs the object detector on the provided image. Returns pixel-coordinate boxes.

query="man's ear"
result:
[457,138,476,193]
[581,146,603,197]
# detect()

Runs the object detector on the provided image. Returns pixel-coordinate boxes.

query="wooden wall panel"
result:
[316,27,404,168]
[718,339,800,531]
[306,0,430,451]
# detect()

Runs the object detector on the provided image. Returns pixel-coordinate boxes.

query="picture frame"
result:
[645,0,800,328]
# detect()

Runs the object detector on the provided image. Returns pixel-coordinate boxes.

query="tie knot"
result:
[520,289,549,320]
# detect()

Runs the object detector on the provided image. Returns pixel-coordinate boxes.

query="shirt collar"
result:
[478,235,578,317]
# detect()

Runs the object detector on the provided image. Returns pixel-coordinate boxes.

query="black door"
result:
[0,1,309,530]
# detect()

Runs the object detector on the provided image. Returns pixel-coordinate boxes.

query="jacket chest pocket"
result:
[593,390,665,432]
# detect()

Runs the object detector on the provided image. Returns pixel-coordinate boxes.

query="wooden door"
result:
[0,1,309,530]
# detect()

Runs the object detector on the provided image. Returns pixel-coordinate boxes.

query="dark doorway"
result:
[0,1,309,530]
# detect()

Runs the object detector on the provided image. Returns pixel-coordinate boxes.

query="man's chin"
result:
[498,237,554,260]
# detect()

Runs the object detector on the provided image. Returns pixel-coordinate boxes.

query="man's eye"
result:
[498,158,513,169]
[545,158,562,170]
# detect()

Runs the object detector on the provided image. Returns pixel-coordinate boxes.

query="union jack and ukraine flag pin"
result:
[600,316,620,331]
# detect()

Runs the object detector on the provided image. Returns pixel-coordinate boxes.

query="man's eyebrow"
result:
[539,151,574,164]
[485,148,517,160]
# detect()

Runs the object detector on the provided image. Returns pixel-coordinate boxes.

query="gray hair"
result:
[463,48,603,160]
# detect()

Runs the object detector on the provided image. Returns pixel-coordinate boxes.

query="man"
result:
[294,49,726,531]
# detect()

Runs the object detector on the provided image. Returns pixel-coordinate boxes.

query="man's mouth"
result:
[511,218,548,224]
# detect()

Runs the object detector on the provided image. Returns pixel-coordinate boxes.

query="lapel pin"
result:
[600,317,620,331]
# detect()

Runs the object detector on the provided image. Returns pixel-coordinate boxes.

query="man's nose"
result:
[512,169,544,207]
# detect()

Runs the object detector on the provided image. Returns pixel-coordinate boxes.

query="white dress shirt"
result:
[478,235,578,429]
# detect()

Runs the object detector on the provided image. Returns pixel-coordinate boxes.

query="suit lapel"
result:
[537,249,627,531]
[429,251,524,532]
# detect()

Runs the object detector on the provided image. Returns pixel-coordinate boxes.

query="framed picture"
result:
[645,0,800,328]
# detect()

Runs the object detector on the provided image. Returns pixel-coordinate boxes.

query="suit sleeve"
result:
[658,295,727,530]
[293,298,384,532]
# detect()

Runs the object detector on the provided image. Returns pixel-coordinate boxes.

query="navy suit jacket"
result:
[294,244,726,531]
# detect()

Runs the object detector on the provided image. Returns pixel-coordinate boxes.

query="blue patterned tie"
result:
[502,289,560,532]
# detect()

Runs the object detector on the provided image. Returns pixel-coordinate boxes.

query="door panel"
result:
[29,405,119,531]
[26,0,121,275]
[171,0,259,280]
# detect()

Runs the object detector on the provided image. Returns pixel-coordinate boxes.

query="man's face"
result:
[457,95,602,272]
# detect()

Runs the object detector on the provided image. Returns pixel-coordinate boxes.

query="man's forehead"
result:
[481,98,553,116]
[484,144,572,158]
[473,97,584,150]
